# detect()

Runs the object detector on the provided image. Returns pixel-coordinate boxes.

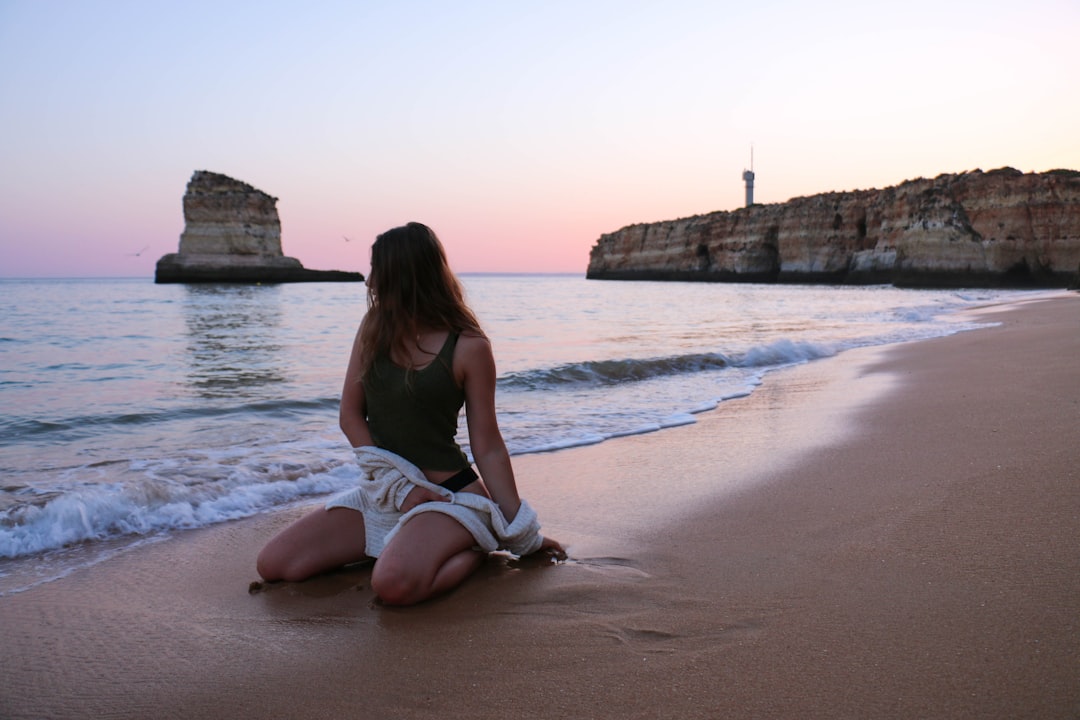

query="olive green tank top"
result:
[363,332,469,471]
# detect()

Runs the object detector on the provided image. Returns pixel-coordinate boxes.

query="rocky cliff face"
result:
[155,171,361,283]
[177,171,285,257]
[587,168,1080,287]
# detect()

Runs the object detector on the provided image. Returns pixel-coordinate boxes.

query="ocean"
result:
[0,275,1049,594]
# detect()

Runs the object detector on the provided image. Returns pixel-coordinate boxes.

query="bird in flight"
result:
[129,245,150,256]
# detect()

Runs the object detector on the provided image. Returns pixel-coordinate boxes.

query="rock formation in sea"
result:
[155,171,363,283]
[587,168,1080,288]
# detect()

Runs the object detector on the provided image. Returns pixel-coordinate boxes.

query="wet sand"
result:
[1,295,1078,719]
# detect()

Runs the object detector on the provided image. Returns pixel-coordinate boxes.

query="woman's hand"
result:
[535,535,567,561]
[399,486,449,513]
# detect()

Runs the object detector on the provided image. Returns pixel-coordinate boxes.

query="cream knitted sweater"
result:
[326,446,544,559]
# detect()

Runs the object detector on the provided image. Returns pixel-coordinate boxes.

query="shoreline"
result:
[0,280,1059,574]
[1,294,1077,719]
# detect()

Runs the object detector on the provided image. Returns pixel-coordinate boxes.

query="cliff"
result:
[155,171,362,284]
[587,168,1080,288]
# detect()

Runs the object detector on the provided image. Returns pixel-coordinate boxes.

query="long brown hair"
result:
[355,222,483,380]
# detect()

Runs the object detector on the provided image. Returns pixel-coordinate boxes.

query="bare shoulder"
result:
[457,329,490,348]
[453,331,495,379]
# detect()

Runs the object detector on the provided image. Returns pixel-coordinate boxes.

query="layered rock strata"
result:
[587,168,1080,288]
[155,171,362,283]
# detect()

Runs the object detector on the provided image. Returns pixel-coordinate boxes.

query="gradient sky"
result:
[1,0,1078,278]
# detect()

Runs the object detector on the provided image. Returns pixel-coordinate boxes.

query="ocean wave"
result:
[733,339,836,367]
[0,460,357,560]
[0,396,340,446]
[499,338,835,392]
[499,351,732,389]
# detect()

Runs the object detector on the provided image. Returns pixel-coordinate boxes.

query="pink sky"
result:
[2,1,1078,278]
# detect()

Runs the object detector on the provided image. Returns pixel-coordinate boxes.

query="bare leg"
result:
[257,507,367,582]
[371,512,483,606]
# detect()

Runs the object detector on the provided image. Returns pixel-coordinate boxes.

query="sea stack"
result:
[587,168,1080,288]
[155,171,362,283]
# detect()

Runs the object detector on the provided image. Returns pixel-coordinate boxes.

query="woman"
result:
[257,222,563,606]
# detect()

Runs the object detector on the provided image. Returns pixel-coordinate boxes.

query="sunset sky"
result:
[1,0,1077,278]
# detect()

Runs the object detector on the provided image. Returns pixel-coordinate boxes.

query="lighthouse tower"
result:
[742,146,755,207]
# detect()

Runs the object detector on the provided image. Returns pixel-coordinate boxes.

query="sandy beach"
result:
[2,294,1077,720]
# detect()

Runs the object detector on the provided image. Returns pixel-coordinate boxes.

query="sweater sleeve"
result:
[491,499,544,557]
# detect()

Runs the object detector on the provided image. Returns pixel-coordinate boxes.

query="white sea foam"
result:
[658,413,696,428]
[737,339,836,368]
[0,464,358,560]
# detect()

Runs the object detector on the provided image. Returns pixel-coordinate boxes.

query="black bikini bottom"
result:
[439,466,478,493]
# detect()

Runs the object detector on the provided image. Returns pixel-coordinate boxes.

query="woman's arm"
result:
[339,327,375,448]
[459,333,522,521]
[460,333,564,558]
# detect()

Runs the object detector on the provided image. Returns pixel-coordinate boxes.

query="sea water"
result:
[0,275,1049,592]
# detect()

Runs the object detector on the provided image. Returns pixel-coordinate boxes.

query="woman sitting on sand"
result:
[257,222,563,605]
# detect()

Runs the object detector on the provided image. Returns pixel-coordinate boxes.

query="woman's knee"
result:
[370,557,425,606]
[256,536,318,582]
[371,549,484,605]
[256,507,367,583]
[256,543,295,582]
[369,513,482,605]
